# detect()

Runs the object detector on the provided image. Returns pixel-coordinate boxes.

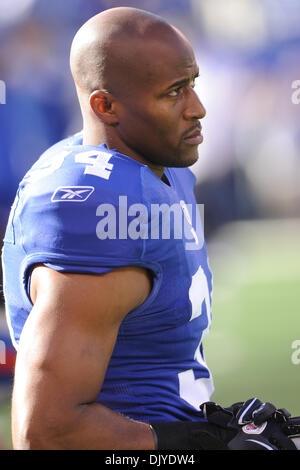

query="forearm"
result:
[14,402,155,450]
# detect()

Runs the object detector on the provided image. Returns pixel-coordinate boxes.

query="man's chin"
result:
[168,149,199,168]
[143,146,199,169]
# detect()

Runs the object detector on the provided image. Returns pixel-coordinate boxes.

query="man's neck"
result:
[82,127,165,180]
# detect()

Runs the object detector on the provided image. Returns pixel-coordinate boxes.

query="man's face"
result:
[113,34,206,168]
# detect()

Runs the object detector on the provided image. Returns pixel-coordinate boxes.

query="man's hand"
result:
[227,420,296,450]
[201,398,297,450]
[149,398,298,450]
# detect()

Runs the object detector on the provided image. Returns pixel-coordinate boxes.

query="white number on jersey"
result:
[178,266,214,408]
[75,150,114,180]
[24,150,71,184]
[25,149,114,186]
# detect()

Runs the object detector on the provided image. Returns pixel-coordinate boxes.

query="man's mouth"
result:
[183,124,203,145]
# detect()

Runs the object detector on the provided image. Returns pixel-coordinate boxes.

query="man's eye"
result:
[168,80,196,97]
[168,88,181,97]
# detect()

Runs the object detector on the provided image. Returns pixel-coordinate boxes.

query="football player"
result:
[2,7,296,450]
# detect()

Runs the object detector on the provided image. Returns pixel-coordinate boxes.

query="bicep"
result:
[12,266,151,443]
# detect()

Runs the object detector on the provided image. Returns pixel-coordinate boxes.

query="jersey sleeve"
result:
[17,150,159,296]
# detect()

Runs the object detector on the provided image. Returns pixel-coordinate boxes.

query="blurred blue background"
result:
[0,0,300,449]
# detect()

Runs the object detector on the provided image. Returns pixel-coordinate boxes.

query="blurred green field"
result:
[0,402,11,449]
[204,218,300,415]
[0,218,299,449]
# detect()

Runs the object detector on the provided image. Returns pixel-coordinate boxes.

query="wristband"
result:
[149,420,234,450]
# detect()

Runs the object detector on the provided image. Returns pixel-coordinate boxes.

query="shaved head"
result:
[70,7,190,97]
[69,7,206,171]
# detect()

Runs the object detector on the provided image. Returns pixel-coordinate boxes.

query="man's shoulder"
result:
[7,134,150,265]
[21,132,145,201]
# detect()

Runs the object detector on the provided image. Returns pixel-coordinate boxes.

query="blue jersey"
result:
[2,132,214,422]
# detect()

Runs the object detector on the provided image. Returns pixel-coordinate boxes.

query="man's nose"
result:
[183,87,206,120]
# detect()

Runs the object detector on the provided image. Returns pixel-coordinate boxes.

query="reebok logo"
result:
[51,186,94,202]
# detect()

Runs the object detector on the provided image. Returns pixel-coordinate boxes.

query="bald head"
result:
[69,7,204,170]
[70,7,191,97]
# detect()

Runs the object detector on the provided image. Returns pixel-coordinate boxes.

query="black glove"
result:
[150,419,237,450]
[201,397,297,450]
[227,420,296,450]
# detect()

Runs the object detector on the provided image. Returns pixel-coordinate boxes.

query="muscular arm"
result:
[12,265,155,450]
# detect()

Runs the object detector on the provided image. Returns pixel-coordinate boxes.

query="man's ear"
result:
[89,90,119,125]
